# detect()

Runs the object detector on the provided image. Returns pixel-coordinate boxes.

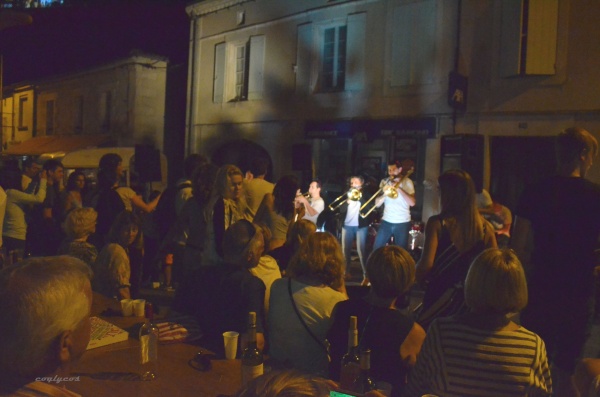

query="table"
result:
[67,293,242,397]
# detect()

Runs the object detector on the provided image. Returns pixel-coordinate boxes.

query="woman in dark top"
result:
[327,246,426,396]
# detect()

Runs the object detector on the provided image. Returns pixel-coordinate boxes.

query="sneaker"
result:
[360,278,370,287]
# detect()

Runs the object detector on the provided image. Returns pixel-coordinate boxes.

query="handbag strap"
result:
[287,278,329,354]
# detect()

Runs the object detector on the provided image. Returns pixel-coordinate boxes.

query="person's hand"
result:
[39,170,47,180]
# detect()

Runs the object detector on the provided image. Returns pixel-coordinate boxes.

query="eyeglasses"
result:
[188,349,216,372]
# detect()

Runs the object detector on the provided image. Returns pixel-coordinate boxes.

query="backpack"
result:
[153,181,192,240]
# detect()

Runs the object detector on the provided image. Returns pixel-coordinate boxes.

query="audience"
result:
[244,157,274,219]
[416,169,496,328]
[20,157,41,193]
[232,370,333,397]
[248,225,282,315]
[62,170,87,215]
[327,246,426,396]
[403,248,552,397]
[58,207,98,269]
[0,256,92,395]
[268,232,347,376]
[93,211,143,300]
[254,175,300,251]
[269,219,317,273]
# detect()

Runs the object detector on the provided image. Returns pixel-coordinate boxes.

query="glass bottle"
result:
[351,349,376,393]
[139,302,159,380]
[241,311,264,386]
[340,315,360,390]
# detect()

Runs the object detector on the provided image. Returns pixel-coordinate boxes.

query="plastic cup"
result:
[133,299,146,317]
[120,299,134,316]
[222,331,239,360]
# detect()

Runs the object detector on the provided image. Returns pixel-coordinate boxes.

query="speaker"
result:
[292,144,312,171]
[440,134,484,192]
[135,144,162,183]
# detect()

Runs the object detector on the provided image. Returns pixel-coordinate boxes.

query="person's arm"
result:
[399,322,426,368]
[415,216,441,284]
[510,215,533,274]
[131,191,161,213]
[482,219,498,249]
[10,177,47,205]
[108,245,132,300]
[296,195,320,217]
[253,193,274,226]
[401,322,438,397]
[396,182,416,207]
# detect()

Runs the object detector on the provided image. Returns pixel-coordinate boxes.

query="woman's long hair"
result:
[438,169,483,251]
[287,232,344,290]
[273,175,299,220]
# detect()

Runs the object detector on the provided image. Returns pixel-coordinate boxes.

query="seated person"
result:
[403,248,552,397]
[248,225,281,315]
[232,369,333,397]
[58,207,98,268]
[269,219,316,273]
[192,219,266,355]
[327,246,426,396]
[0,256,92,396]
[268,232,347,377]
[93,211,143,300]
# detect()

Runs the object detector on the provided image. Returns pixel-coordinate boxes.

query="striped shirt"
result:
[403,317,552,397]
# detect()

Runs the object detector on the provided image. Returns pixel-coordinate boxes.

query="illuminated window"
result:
[322,25,346,91]
[213,35,265,103]
[18,96,27,129]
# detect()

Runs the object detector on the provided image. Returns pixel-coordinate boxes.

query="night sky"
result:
[0,2,191,86]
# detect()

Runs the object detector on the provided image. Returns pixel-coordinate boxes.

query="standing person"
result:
[244,157,274,219]
[511,127,600,397]
[295,179,324,225]
[20,157,41,193]
[403,248,552,397]
[415,169,496,329]
[202,164,249,267]
[1,167,47,265]
[62,170,86,216]
[372,160,415,250]
[339,175,372,284]
[254,175,300,251]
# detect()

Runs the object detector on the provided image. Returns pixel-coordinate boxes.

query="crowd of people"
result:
[0,126,599,397]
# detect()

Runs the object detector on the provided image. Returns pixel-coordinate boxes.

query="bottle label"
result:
[241,363,263,385]
[340,362,361,390]
[140,334,158,364]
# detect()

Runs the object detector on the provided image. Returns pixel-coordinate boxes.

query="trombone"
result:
[359,169,413,218]
[328,188,362,211]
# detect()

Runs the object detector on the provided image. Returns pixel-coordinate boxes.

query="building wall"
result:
[187,0,600,221]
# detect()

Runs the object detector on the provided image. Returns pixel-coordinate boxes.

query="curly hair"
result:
[62,207,98,239]
[287,232,344,289]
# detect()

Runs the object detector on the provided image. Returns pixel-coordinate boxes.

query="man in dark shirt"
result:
[512,127,600,397]
[193,219,266,356]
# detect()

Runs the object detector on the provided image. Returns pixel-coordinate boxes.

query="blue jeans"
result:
[342,225,369,277]
[373,220,410,251]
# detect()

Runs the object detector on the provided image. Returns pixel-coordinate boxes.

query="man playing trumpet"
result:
[372,160,415,250]
[295,179,325,225]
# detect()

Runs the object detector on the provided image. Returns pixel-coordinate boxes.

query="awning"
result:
[2,135,113,156]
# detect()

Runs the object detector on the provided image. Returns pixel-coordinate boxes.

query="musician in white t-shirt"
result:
[295,179,324,225]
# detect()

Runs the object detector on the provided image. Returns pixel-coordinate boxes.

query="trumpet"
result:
[297,192,310,199]
[328,188,363,211]
[359,169,413,218]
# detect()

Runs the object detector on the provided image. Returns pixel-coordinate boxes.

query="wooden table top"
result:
[67,293,241,397]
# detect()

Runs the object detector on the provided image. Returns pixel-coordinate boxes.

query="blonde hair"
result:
[367,246,415,299]
[287,232,344,289]
[464,248,528,314]
[439,169,484,251]
[235,370,331,397]
[208,164,248,220]
[62,207,97,239]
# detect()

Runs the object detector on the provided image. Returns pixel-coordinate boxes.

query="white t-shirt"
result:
[344,199,360,227]
[116,186,137,212]
[302,197,324,225]
[249,255,281,314]
[381,178,414,223]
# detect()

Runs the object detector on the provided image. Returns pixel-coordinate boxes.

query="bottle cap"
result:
[248,311,256,326]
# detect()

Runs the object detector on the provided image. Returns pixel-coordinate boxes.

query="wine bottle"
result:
[340,315,360,390]
[351,349,376,393]
[139,302,159,380]
[241,311,263,386]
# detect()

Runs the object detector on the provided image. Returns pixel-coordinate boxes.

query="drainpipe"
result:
[185,13,200,156]
[451,0,462,134]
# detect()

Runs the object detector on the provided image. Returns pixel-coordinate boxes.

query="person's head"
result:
[366,246,416,299]
[22,157,41,178]
[43,159,64,184]
[66,170,86,192]
[464,248,528,315]
[556,127,598,177]
[63,207,97,240]
[0,166,24,191]
[234,369,332,397]
[349,176,364,189]
[287,232,344,289]
[214,164,244,201]
[387,160,402,178]
[285,219,317,251]
[249,157,269,178]
[438,169,477,217]
[273,175,300,217]
[308,179,322,198]
[108,211,142,248]
[0,256,92,391]
[223,220,264,269]
[183,153,208,179]
[99,153,123,175]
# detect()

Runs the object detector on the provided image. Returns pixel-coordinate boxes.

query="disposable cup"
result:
[133,299,146,317]
[222,331,239,360]
[120,299,134,316]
